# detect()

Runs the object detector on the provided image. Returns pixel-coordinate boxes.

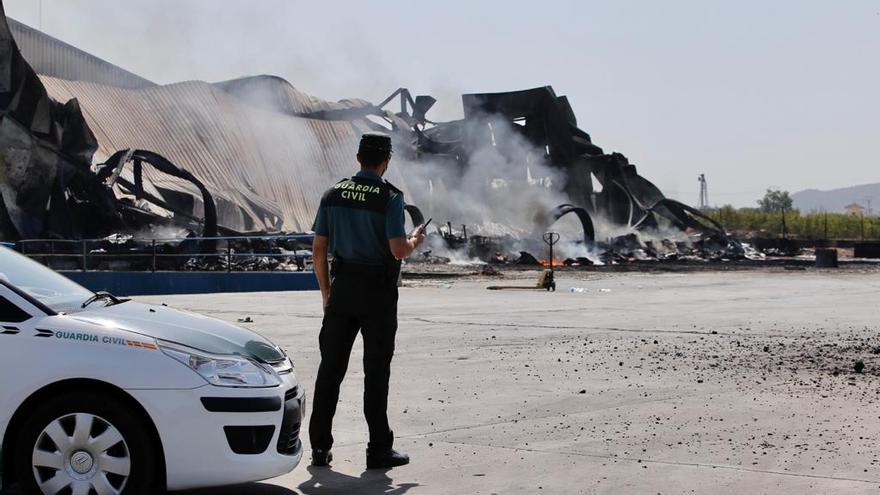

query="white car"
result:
[0,247,304,494]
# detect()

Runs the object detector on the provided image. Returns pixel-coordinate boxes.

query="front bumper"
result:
[128,374,305,491]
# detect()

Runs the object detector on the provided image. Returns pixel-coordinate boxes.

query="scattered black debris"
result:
[20,234,312,272]
[477,265,502,276]
[417,250,452,265]
[516,252,541,266]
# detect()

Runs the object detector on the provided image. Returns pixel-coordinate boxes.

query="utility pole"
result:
[698,174,709,210]
[781,204,787,240]
[824,210,828,240]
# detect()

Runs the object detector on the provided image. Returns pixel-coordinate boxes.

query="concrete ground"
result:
[146,269,880,495]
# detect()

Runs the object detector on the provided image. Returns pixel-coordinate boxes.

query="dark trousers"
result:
[309,266,399,452]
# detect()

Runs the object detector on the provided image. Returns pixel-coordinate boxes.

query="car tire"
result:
[14,390,160,495]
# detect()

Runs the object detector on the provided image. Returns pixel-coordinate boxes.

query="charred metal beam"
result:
[99,149,218,240]
[647,198,726,235]
[404,204,425,229]
[548,204,595,246]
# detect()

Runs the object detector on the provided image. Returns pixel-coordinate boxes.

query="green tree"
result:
[757,189,794,213]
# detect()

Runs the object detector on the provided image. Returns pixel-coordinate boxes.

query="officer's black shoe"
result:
[312,449,333,467]
[366,448,410,469]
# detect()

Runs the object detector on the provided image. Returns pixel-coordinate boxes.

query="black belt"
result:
[331,258,401,287]
[332,262,387,276]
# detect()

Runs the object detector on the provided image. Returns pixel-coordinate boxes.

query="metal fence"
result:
[16,235,315,273]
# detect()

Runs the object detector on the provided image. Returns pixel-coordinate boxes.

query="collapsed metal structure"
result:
[406,87,735,249]
[322,86,742,259]
[0,2,739,265]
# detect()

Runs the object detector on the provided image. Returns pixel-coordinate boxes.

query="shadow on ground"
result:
[178,482,298,495]
[297,466,419,495]
[176,467,419,495]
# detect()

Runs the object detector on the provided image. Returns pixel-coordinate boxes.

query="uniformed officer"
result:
[309,132,425,469]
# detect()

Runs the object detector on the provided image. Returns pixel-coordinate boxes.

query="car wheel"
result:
[14,391,159,495]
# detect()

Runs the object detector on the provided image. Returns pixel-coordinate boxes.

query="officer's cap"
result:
[359,132,393,154]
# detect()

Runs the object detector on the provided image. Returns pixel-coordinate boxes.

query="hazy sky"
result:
[5,0,878,207]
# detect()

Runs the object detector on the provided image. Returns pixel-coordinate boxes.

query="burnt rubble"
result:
[0,5,213,242]
[415,228,749,267]
[0,6,109,240]
[20,234,313,272]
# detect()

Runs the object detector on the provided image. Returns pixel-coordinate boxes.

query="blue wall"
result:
[62,271,318,296]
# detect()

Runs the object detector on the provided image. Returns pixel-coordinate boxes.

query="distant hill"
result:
[792,183,880,214]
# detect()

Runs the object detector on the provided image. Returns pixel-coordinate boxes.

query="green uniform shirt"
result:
[312,170,406,265]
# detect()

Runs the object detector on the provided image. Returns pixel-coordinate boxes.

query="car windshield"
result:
[0,246,95,313]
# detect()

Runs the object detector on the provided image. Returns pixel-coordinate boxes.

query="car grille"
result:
[277,387,302,455]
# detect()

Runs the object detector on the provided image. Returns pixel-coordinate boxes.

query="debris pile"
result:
[22,234,312,272]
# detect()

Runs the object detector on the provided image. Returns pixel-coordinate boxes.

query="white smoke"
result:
[400,115,570,245]
[397,112,704,264]
[396,113,656,263]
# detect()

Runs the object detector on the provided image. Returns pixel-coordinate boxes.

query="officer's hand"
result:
[412,227,426,247]
[322,292,329,311]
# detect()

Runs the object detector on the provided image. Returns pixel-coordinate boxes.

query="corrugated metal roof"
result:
[8,18,154,89]
[6,19,409,233]
[215,76,375,114]
[39,76,409,232]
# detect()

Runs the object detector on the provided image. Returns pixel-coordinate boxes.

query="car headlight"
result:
[159,341,281,388]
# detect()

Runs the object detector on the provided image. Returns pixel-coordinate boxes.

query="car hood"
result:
[68,301,286,363]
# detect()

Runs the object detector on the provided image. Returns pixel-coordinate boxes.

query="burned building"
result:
[0,1,736,264]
